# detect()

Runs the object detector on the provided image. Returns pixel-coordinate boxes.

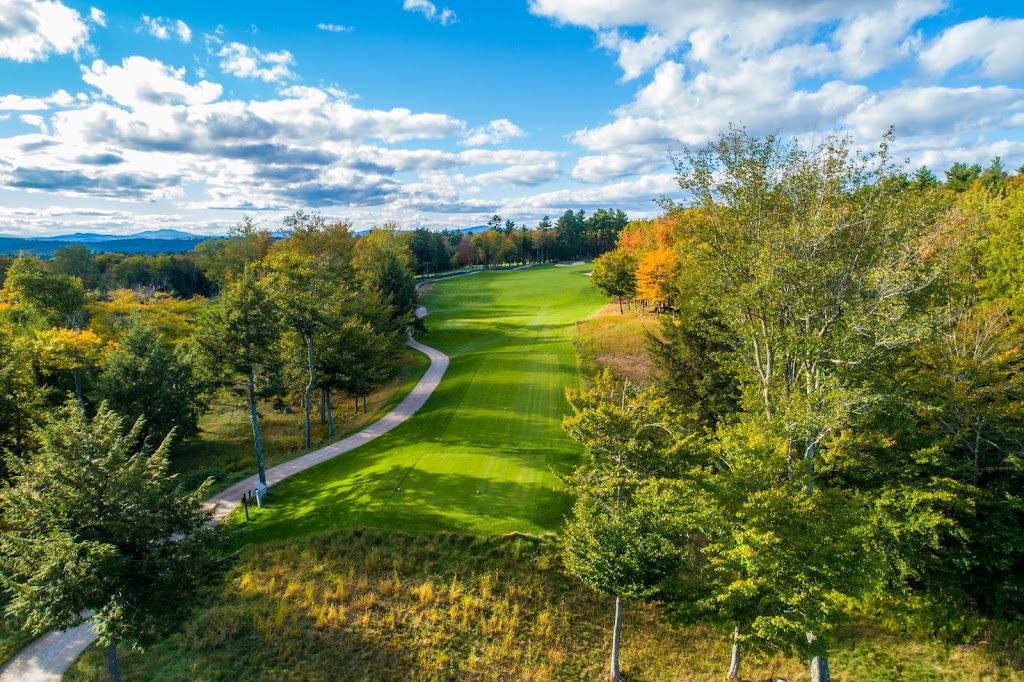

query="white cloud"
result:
[317,23,352,33]
[82,57,223,108]
[140,15,191,43]
[0,0,90,62]
[175,20,192,43]
[462,119,526,146]
[919,17,1024,80]
[0,94,51,110]
[403,0,457,26]
[846,85,1024,140]
[513,173,680,212]
[19,113,47,132]
[571,153,669,184]
[218,42,295,82]
[89,7,105,27]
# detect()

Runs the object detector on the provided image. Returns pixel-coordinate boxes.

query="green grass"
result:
[170,347,431,496]
[235,264,607,541]
[64,529,1024,682]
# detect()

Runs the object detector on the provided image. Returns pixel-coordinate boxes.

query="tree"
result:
[195,266,282,495]
[50,244,98,287]
[562,371,693,680]
[354,225,419,331]
[194,216,274,288]
[0,321,41,479]
[590,249,637,313]
[453,234,474,267]
[981,156,1009,193]
[945,162,982,193]
[910,165,939,191]
[94,318,205,445]
[265,243,346,450]
[668,127,935,678]
[0,400,221,681]
[634,248,680,312]
[1,254,88,330]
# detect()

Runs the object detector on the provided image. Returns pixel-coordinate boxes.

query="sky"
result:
[0,0,1022,237]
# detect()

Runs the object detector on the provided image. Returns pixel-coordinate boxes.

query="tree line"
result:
[575,129,1023,680]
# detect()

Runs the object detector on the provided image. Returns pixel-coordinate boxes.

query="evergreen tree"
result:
[0,401,222,681]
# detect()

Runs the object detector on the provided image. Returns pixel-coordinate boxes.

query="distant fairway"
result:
[241,264,606,541]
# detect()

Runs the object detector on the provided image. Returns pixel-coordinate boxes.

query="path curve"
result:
[0,333,449,682]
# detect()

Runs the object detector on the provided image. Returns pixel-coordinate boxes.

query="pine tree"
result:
[0,401,221,681]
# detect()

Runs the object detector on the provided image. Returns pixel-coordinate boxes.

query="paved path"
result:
[0,333,449,682]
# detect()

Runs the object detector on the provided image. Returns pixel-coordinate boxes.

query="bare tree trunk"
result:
[106,643,121,682]
[609,595,623,680]
[247,366,267,494]
[727,625,741,679]
[810,655,830,682]
[326,390,334,438]
[304,334,315,450]
[73,367,84,412]
[362,394,367,413]
[320,390,327,425]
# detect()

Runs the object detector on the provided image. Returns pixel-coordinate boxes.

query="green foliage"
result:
[196,266,283,399]
[1,254,88,328]
[590,249,637,310]
[194,216,273,287]
[0,401,222,647]
[353,225,418,330]
[94,318,205,444]
[945,162,982,192]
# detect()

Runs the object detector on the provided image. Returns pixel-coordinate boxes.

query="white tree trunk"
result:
[609,595,623,680]
[304,334,315,450]
[811,655,830,682]
[727,625,741,679]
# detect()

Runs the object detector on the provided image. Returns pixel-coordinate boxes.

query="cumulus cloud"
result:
[462,119,526,146]
[89,7,105,27]
[529,0,1024,185]
[218,42,295,82]
[403,0,456,26]
[0,0,90,62]
[141,15,192,43]
[82,57,223,107]
[0,92,64,110]
[317,23,352,33]
[919,18,1024,80]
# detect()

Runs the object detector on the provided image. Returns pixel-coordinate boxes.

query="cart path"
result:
[0,332,448,682]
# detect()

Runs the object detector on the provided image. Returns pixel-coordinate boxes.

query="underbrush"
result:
[64,529,1022,681]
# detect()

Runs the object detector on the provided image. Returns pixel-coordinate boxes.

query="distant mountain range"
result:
[0,225,493,256]
[0,229,218,256]
[29,229,213,243]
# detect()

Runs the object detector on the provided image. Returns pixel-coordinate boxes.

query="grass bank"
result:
[65,528,1023,682]
[232,264,607,541]
[574,302,662,385]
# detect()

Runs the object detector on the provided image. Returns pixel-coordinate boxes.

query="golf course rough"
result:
[241,264,607,541]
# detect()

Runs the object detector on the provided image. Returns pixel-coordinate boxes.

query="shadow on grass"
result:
[239,458,574,543]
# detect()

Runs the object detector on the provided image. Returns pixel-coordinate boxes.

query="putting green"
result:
[241,264,606,541]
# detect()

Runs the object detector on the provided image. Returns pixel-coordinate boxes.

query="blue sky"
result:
[0,0,1022,236]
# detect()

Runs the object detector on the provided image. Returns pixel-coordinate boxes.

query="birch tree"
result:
[669,128,934,678]
[196,266,282,495]
[561,371,694,680]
